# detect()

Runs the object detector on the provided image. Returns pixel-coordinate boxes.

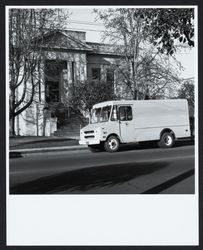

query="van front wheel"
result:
[158,132,174,148]
[104,136,120,152]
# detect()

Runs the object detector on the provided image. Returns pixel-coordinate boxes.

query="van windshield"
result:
[90,106,112,123]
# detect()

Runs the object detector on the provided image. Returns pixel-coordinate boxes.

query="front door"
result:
[118,105,135,143]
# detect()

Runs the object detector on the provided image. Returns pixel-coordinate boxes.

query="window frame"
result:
[45,81,60,103]
[92,68,101,81]
[106,68,114,83]
[110,105,118,121]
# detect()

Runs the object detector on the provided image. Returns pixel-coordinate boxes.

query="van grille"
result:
[84,135,95,139]
[84,130,94,134]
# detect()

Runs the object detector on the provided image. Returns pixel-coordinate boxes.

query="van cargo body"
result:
[79,99,191,152]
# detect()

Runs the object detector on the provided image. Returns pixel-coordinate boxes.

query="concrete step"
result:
[54,114,88,137]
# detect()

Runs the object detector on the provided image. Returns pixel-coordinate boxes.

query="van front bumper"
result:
[79,139,101,145]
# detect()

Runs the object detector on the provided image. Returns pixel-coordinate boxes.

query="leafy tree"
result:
[177,80,195,134]
[9,8,69,135]
[142,8,194,55]
[178,80,194,113]
[69,80,115,114]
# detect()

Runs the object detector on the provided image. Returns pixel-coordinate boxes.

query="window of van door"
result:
[118,106,135,143]
[119,106,133,121]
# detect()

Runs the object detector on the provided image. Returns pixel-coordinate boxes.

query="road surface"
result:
[9,141,195,194]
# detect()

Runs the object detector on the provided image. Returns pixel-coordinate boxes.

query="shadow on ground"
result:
[119,139,194,152]
[10,138,78,150]
[14,138,76,145]
[9,152,22,158]
[10,161,168,194]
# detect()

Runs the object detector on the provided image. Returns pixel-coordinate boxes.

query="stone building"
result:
[14,30,126,136]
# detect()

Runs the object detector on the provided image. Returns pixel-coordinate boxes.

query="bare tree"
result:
[95,8,149,100]
[95,8,191,100]
[136,51,183,99]
[9,8,69,135]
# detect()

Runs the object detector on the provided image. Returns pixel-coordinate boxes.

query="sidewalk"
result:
[9,135,87,157]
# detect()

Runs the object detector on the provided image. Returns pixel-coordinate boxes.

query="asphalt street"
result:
[9,142,195,194]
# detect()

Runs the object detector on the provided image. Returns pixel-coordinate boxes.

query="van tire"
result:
[88,144,104,152]
[104,136,120,152]
[158,132,174,148]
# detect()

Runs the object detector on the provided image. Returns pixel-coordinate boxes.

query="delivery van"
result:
[79,99,191,152]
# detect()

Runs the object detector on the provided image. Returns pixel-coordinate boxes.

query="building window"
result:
[92,68,101,81]
[44,60,67,103]
[106,69,114,83]
[45,81,60,103]
[106,68,114,94]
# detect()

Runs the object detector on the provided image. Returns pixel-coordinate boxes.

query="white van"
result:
[79,99,191,152]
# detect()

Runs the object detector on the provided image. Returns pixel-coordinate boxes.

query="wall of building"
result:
[87,54,116,81]
[15,61,47,136]
[44,50,87,108]
[13,31,125,136]
[86,54,133,99]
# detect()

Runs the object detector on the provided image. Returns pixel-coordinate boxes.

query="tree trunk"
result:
[132,61,138,100]
[9,88,16,136]
[9,115,15,136]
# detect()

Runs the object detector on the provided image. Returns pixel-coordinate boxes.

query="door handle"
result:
[125,122,129,126]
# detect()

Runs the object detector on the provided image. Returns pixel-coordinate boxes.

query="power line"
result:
[65,27,105,32]
[68,19,104,26]
[33,16,104,28]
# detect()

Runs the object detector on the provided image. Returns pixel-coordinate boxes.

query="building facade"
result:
[14,30,126,136]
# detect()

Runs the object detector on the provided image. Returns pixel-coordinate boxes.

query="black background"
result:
[0,0,202,249]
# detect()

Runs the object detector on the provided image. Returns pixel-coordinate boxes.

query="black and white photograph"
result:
[6,5,199,246]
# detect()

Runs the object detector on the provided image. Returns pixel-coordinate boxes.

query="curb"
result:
[10,145,88,158]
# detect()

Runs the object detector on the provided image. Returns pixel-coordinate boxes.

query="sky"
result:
[65,7,196,80]
[66,8,105,43]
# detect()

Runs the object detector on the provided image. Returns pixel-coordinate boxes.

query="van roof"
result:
[92,99,187,108]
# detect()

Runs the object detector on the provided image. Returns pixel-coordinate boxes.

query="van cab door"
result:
[118,105,135,143]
